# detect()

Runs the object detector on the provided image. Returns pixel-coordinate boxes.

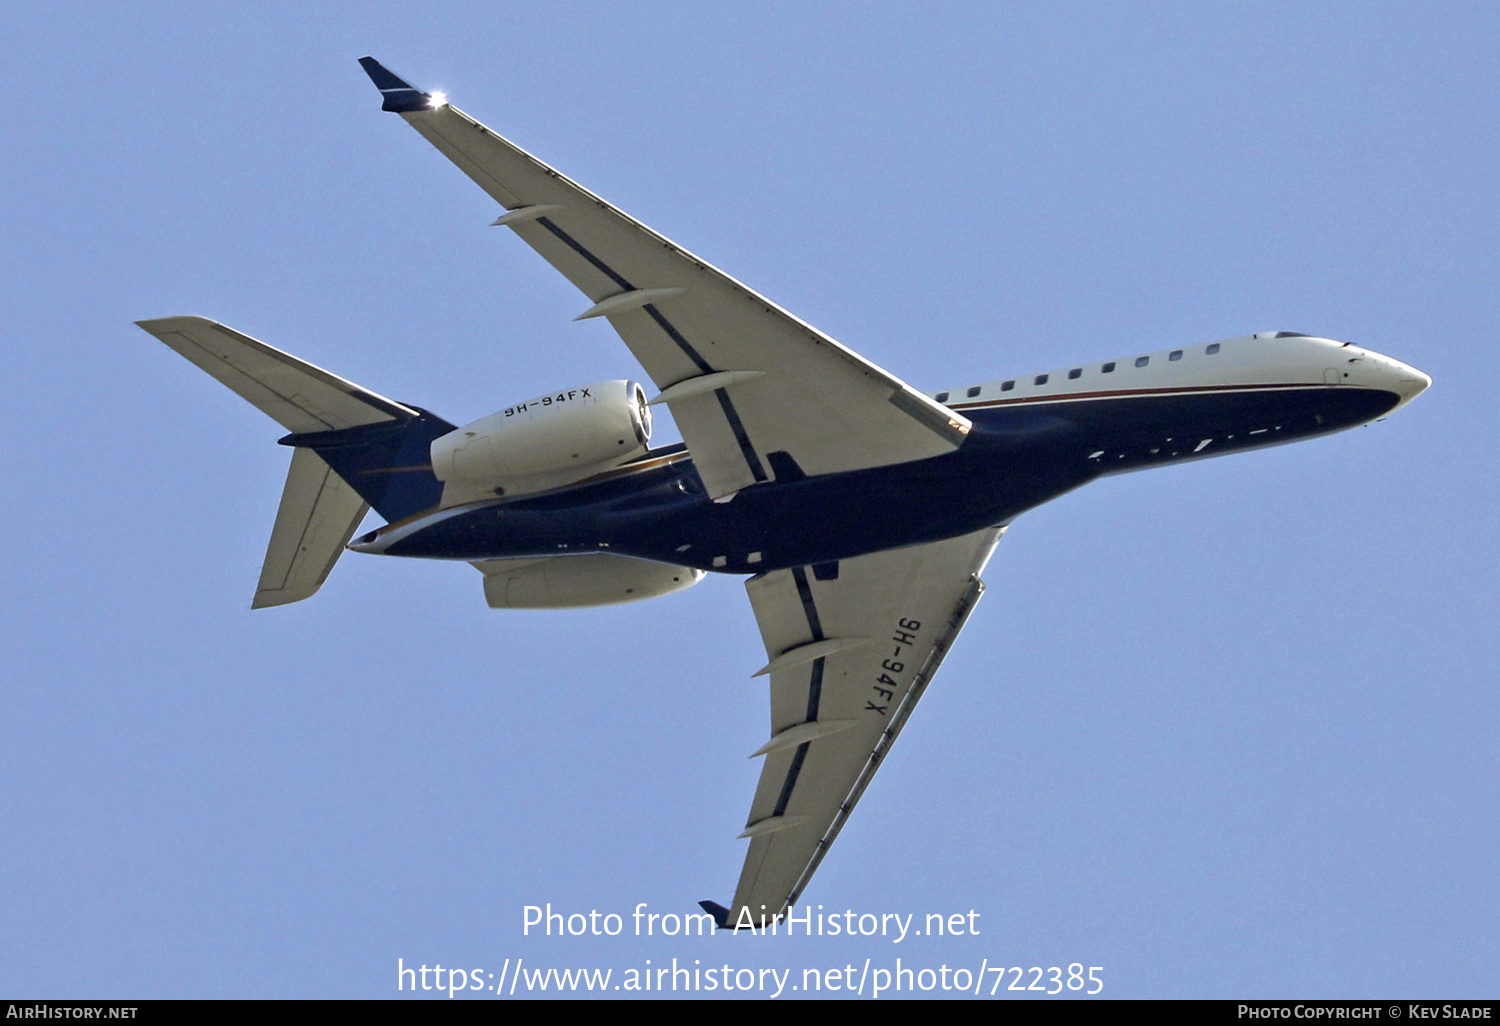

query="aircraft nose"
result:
[1376,355,1431,409]
[1394,364,1432,401]
[1341,343,1430,413]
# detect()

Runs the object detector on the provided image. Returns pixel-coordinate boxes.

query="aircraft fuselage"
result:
[355,333,1427,573]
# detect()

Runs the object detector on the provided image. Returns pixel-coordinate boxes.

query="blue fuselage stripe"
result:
[791,566,826,642]
[643,303,713,375]
[768,566,827,819]
[774,743,811,818]
[718,387,769,482]
[537,217,633,292]
[532,218,766,482]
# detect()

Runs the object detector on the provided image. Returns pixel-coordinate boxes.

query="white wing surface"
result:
[253,448,370,608]
[361,60,970,499]
[136,316,394,606]
[136,316,416,434]
[717,527,1004,925]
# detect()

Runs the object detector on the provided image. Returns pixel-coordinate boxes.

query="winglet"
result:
[357,56,433,113]
[698,900,731,929]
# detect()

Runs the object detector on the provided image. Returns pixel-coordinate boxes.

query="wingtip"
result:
[135,315,197,334]
[698,900,731,929]
[357,56,433,113]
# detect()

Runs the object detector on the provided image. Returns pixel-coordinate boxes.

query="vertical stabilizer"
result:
[254,448,370,608]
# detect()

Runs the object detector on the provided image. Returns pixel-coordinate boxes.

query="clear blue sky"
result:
[3,2,1495,999]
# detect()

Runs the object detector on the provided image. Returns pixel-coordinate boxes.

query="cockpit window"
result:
[1274,332,1309,338]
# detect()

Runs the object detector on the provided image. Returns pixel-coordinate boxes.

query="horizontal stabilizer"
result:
[136,316,416,434]
[253,448,369,608]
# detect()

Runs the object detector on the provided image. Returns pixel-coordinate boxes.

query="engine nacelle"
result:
[431,380,651,500]
[477,554,704,609]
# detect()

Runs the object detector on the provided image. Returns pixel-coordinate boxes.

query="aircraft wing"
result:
[359,58,970,499]
[706,526,1004,927]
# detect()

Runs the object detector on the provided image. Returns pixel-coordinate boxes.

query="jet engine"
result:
[431,380,652,502]
[476,553,704,608]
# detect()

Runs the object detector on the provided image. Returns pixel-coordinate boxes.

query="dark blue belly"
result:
[381,385,1400,571]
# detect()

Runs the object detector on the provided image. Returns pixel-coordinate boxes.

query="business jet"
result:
[136,58,1430,930]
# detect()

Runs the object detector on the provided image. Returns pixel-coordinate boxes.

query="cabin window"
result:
[966,386,981,398]
[1206,343,1220,354]
[1001,380,1015,391]
[1068,368,1082,379]
[1169,349,1183,361]
[1035,374,1049,385]
[935,391,949,403]
[1102,361,1116,373]
[1135,356,1150,367]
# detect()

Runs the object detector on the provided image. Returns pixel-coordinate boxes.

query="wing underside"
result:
[716,527,1004,925]
[357,59,969,499]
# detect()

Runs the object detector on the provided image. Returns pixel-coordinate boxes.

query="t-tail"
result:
[135,317,455,607]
